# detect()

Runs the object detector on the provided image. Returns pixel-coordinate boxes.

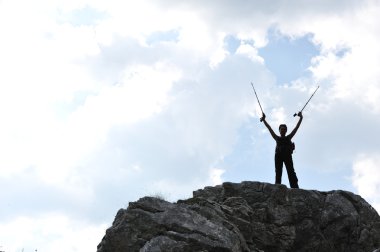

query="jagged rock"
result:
[97,181,380,252]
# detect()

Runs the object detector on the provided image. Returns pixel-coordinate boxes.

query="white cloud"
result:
[0,214,107,252]
[236,43,265,64]
[36,62,180,186]
[352,153,380,213]
[143,167,225,202]
[0,0,380,251]
[209,168,225,186]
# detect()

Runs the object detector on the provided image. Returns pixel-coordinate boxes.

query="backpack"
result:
[291,142,295,154]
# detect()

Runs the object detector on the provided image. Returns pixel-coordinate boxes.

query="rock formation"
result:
[97,181,380,252]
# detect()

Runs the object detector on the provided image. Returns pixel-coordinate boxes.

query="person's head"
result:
[279,124,287,136]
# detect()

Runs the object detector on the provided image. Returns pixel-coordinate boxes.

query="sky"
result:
[0,0,380,251]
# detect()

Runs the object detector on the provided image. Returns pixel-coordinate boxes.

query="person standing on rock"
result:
[260,112,303,188]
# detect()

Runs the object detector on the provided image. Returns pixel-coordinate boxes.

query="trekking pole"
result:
[294,85,319,117]
[250,82,265,122]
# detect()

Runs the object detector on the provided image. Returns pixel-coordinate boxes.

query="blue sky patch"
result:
[58,6,107,26]
[335,47,350,58]
[224,35,241,54]
[258,31,319,85]
[146,29,180,45]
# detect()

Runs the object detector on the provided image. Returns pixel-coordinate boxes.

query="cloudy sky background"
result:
[1,0,380,251]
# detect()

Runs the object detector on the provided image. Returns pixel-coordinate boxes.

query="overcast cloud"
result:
[0,1,380,251]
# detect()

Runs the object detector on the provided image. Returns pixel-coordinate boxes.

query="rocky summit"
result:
[97,181,380,252]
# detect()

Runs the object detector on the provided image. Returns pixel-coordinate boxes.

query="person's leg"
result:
[275,154,283,184]
[284,155,299,188]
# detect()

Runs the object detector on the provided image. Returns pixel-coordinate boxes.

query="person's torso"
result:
[275,135,293,155]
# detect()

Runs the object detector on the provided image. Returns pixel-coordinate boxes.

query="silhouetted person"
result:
[260,112,303,188]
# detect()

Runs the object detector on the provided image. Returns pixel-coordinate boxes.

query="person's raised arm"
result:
[261,113,277,140]
[288,112,303,139]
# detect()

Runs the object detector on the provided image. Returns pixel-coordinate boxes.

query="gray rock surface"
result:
[97,181,380,252]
